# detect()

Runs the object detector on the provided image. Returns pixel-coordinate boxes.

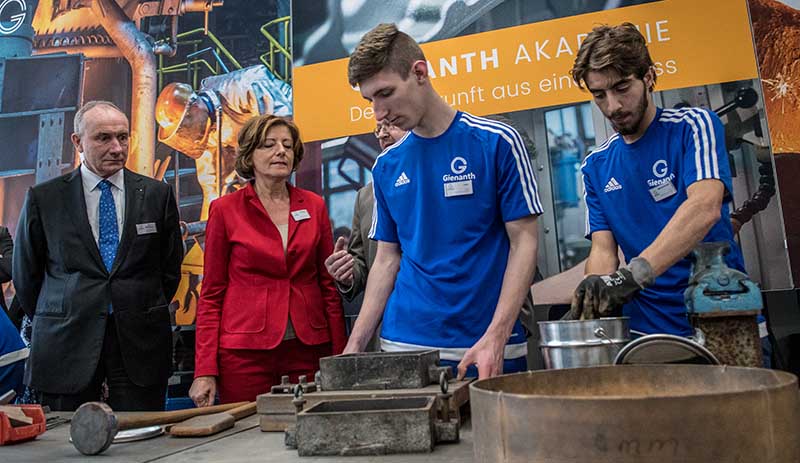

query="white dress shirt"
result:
[81,163,125,244]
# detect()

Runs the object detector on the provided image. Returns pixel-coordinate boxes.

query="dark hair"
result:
[235,115,304,179]
[571,23,655,90]
[348,23,426,87]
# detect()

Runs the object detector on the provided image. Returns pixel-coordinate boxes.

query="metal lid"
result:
[613,333,720,365]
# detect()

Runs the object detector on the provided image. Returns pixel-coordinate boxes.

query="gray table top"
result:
[2,415,476,462]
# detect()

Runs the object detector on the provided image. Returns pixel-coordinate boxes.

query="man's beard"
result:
[609,90,649,136]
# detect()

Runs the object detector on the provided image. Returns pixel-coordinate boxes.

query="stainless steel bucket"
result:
[538,317,630,369]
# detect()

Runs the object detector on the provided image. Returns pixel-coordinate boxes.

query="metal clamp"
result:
[434,370,459,443]
[271,375,317,394]
[292,384,306,412]
[284,384,306,450]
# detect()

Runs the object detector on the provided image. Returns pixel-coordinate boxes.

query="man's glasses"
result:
[374,122,396,138]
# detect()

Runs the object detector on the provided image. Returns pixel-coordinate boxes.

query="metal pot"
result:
[538,317,630,369]
[470,365,800,463]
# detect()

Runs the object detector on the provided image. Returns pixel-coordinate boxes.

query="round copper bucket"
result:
[470,365,800,462]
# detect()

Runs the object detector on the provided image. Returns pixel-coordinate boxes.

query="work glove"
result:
[567,257,654,320]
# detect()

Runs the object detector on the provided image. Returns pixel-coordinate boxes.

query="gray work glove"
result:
[566,257,654,320]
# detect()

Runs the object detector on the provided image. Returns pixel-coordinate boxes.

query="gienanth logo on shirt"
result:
[647,159,675,187]
[450,156,467,174]
[443,156,476,183]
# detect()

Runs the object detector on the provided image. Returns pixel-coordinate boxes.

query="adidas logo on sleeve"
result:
[394,171,411,187]
[603,177,622,193]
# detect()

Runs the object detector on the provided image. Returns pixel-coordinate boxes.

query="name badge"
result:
[649,180,678,202]
[291,209,311,221]
[136,222,158,235]
[444,180,473,198]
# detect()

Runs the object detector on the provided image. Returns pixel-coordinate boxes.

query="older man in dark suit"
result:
[325,121,407,303]
[13,101,183,411]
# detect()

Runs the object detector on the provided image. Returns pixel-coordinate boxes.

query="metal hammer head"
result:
[70,402,119,455]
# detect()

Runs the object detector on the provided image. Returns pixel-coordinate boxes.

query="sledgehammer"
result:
[70,401,247,455]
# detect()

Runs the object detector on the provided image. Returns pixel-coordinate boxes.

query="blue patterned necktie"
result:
[97,179,119,272]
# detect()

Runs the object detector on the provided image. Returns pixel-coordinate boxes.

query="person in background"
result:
[13,101,183,411]
[326,120,406,303]
[0,308,27,398]
[0,224,34,403]
[325,121,406,350]
[190,115,347,406]
[0,226,22,330]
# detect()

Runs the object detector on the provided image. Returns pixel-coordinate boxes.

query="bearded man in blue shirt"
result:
[568,23,749,340]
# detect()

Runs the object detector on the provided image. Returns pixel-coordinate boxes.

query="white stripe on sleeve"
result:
[660,109,712,180]
[367,132,411,239]
[368,181,379,239]
[460,114,542,215]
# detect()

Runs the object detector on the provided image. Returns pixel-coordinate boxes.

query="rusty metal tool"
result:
[685,242,763,366]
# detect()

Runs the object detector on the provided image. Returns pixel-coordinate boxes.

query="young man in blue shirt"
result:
[568,23,747,338]
[343,23,542,379]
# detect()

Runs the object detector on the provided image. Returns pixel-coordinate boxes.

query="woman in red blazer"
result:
[189,115,347,405]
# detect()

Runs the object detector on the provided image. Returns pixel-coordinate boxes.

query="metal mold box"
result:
[294,396,436,456]
[318,349,447,390]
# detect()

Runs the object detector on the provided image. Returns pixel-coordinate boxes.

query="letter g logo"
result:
[652,159,668,178]
[451,156,467,174]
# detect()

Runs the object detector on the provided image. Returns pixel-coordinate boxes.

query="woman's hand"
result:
[189,375,217,407]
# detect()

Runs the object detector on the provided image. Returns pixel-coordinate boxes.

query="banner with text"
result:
[294,0,758,141]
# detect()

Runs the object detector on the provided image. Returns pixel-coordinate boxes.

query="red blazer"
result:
[195,183,347,377]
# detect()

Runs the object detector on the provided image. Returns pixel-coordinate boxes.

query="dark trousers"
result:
[39,315,166,411]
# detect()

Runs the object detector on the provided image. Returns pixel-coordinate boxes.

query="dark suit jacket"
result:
[13,168,183,394]
[195,183,347,377]
[340,183,377,301]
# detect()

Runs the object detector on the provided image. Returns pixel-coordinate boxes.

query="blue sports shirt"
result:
[581,106,745,336]
[369,112,543,361]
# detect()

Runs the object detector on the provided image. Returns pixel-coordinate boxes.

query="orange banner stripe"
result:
[294,0,758,142]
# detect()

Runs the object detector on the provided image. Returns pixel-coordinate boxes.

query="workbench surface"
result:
[2,414,476,462]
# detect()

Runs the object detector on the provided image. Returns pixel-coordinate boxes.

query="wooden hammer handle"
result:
[226,402,257,421]
[118,401,248,430]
